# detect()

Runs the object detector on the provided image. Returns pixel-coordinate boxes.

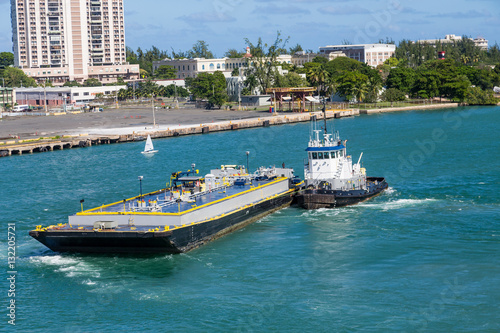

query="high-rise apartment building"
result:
[10,0,139,85]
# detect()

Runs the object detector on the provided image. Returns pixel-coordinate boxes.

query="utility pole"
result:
[1,78,4,120]
[115,78,118,108]
[273,90,277,115]
[238,79,241,111]
[174,81,178,109]
[43,79,48,113]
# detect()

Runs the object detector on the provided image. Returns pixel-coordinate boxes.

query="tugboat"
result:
[295,104,388,209]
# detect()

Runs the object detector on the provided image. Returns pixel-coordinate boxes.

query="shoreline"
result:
[0,103,460,157]
[360,102,459,114]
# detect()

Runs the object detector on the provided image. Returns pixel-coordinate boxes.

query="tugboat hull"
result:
[296,177,388,210]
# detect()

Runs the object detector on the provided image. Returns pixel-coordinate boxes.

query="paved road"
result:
[0,105,272,139]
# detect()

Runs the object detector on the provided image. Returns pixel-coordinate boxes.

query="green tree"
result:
[154,65,177,79]
[243,74,258,94]
[336,71,369,102]
[383,57,399,67]
[63,80,82,87]
[412,70,440,99]
[381,88,406,106]
[243,31,290,92]
[441,75,470,101]
[189,40,214,59]
[312,56,327,64]
[186,71,228,109]
[224,49,244,58]
[365,75,383,103]
[284,72,307,87]
[42,80,54,87]
[274,72,307,88]
[289,43,303,55]
[465,86,498,105]
[307,65,329,94]
[0,52,14,68]
[126,46,138,64]
[1,67,36,87]
[231,67,240,77]
[386,66,416,93]
[83,78,102,87]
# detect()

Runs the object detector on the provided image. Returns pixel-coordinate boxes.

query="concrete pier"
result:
[0,109,356,158]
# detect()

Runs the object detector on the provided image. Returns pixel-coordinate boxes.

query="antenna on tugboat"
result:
[322,96,327,135]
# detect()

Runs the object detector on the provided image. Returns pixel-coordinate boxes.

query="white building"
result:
[416,34,488,50]
[10,0,139,85]
[290,51,346,66]
[318,44,396,67]
[15,85,123,107]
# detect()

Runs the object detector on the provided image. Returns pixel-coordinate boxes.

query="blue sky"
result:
[0,0,499,57]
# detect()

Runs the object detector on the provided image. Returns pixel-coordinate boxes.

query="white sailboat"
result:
[141,135,158,154]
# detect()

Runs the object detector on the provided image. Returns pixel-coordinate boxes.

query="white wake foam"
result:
[30,255,100,278]
[384,187,397,195]
[360,198,437,210]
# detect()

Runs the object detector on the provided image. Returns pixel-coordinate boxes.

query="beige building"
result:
[153,52,321,79]
[319,44,396,67]
[10,0,139,85]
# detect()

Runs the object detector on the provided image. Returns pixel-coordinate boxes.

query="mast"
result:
[322,97,327,135]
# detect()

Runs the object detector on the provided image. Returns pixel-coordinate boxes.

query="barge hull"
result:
[29,192,294,254]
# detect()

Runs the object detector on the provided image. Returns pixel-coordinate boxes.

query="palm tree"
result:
[324,76,338,99]
[307,66,329,95]
[244,75,259,94]
[365,76,383,103]
[353,81,368,106]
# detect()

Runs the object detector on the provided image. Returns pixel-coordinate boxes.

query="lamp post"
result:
[151,94,156,127]
[138,176,143,199]
[246,151,250,173]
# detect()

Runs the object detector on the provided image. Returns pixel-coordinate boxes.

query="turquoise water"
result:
[1,106,499,332]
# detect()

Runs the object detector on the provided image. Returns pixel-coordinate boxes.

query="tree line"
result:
[1,33,499,106]
[116,81,189,101]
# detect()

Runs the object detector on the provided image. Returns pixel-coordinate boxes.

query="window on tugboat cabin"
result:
[331,152,336,158]
[312,152,318,159]
[318,152,323,159]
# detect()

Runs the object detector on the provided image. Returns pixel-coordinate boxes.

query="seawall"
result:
[0,109,358,157]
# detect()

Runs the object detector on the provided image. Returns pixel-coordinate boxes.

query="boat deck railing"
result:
[130,183,230,213]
